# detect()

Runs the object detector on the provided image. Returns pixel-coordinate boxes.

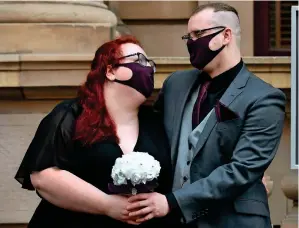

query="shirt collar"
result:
[201,59,243,93]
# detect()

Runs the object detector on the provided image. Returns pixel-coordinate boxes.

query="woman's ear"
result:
[106,65,116,81]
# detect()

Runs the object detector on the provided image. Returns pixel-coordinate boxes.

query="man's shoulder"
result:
[246,71,285,99]
[165,69,201,85]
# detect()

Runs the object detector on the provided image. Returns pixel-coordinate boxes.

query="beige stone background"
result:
[108,1,254,56]
[0,1,297,227]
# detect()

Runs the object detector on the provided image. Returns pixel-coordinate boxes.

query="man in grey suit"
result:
[127,3,286,227]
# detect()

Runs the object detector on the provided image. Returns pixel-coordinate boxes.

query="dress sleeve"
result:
[14,103,76,190]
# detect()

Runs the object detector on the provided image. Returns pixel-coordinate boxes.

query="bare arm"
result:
[31,167,109,215]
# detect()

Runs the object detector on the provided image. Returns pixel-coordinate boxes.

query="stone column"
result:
[0,1,117,224]
[281,172,298,228]
[106,1,132,37]
[0,1,117,54]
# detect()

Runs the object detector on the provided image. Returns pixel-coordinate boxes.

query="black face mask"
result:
[187,28,226,70]
[113,62,154,98]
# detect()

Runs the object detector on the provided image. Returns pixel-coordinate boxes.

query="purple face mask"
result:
[113,62,154,98]
[187,28,225,70]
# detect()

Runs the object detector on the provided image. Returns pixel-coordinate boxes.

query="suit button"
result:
[183,176,188,182]
[192,212,197,219]
[192,211,198,219]
[187,161,191,165]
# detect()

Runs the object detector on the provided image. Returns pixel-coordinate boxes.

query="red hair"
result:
[74,35,141,145]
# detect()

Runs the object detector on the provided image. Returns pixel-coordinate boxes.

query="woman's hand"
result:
[104,194,141,225]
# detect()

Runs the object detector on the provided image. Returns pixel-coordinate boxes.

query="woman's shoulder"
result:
[138,105,164,128]
[139,105,159,120]
[52,98,81,116]
[42,98,82,129]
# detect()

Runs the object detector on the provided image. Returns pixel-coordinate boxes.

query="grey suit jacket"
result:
[154,65,286,228]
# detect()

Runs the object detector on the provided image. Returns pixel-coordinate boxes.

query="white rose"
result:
[131,173,142,185]
[113,172,127,185]
[111,152,161,186]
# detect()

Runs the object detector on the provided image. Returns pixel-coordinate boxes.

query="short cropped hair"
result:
[191,2,241,47]
[191,2,239,20]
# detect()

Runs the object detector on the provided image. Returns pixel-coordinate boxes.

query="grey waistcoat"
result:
[172,86,213,191]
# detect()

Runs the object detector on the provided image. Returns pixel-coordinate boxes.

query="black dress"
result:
[15,99,176,228]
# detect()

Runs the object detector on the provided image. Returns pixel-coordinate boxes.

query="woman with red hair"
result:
[15,36,175,227]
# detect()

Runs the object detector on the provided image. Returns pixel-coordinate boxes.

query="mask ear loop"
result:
[209,28,227,52]
[108,63,127,82]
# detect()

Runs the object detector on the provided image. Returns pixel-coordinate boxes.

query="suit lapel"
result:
[171,70,200,165]
[219,66,251,107]
[193,65,251,158]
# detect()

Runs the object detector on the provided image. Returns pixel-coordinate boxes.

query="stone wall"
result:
[108,1,254,57]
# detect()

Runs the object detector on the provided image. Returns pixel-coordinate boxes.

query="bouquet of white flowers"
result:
[108,152,161,195]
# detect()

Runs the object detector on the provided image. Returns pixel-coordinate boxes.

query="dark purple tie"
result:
[192,80,211,129]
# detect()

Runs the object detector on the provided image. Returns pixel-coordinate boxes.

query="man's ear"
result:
[223,28,232,45]
[106,65,116,81]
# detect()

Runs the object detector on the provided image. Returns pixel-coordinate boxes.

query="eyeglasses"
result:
[181,26,226,42]
[117,52,156,73]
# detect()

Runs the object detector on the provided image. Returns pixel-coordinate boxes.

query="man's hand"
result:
[127,192,170,223]
[262,175,270,194]
[104,194,140,225]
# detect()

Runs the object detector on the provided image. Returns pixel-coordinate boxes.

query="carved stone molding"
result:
[281,172,298,228]
[0,1,116,24]
[0,1,117,54]
[0,55,291,90]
